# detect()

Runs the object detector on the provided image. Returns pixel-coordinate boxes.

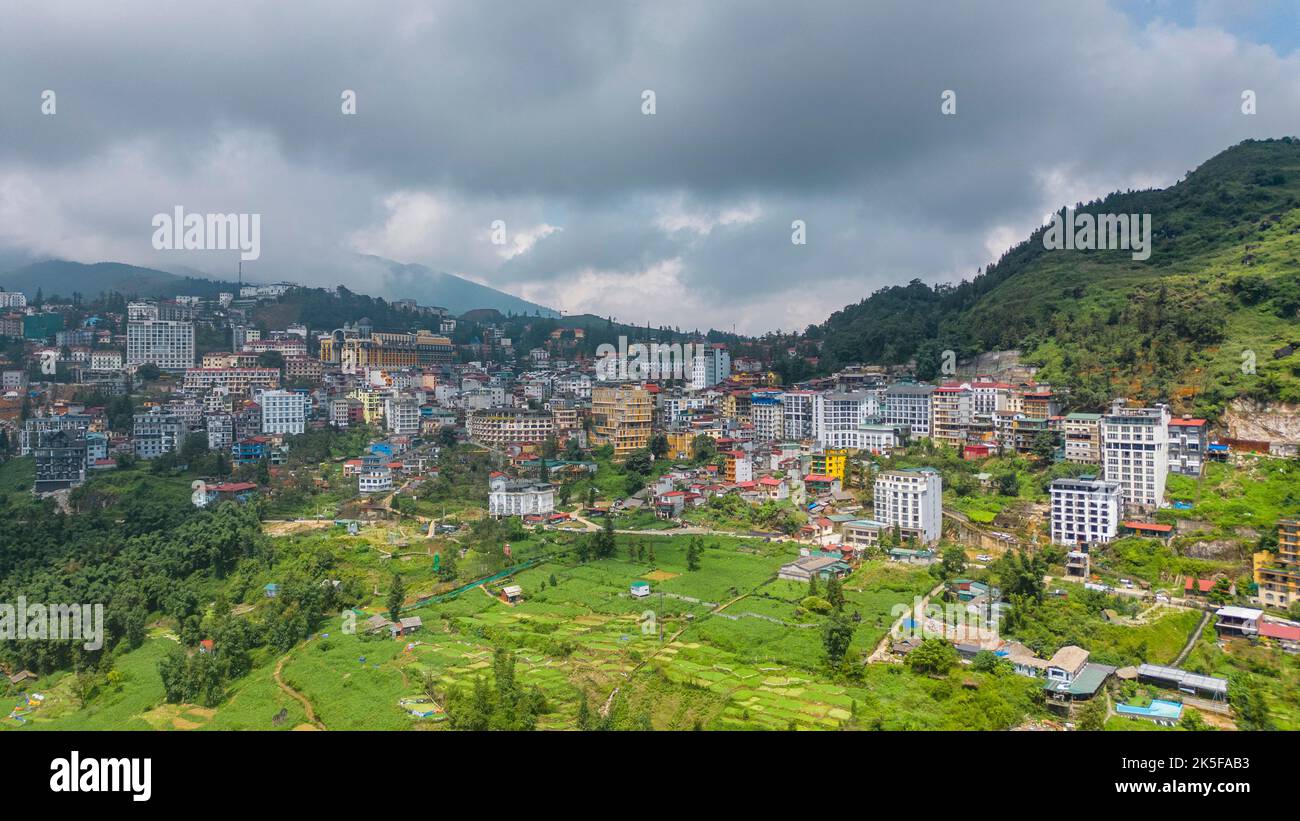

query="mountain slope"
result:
[0,255,559,319]
[353,255,558,317]
[811,137,1300,417]
[0,260,232,300]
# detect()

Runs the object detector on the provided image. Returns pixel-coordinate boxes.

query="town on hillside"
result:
[1,286,1296,734]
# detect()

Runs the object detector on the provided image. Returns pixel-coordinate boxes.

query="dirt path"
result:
[273,652,325,730]
[1171,609,1212,667]
[868,581,945,663]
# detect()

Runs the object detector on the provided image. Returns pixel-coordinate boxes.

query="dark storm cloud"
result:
[0,1,1298,332]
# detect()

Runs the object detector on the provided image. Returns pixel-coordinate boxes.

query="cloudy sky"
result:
[1,0,1299,333]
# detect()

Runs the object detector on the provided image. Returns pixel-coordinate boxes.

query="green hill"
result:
[811,137,1300,417]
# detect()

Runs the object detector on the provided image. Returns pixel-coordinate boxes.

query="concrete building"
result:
[468,407,554,448]
[133,412,184,459]
[488,473,555,517]
[591,385,652,460]
[33,429,87,492]
[1254,518,1300,610]
[127,319,194,372]
[690,344,731,390]
[260,390,310,435]
[1167,416,1207,477]
[1049,475,1122,547]
[1101,401,1170,512]
[882,383,934,438]
[930,384,973,449]
[873,467,942,545]
[1062,412,1102,465]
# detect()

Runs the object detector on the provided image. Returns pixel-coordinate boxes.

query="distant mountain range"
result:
[0,255,559,318]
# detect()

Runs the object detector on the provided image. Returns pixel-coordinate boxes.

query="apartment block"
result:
[591,385,652,459]
[134,412,184,459]
[1062,412,1102,465]
[1049,475,1121,547]
[260,390,310,435]
[1254,519,1300,610]
[1167,416,1207,477]
[1101,401,1170,512]
[873,467,942,545]
[930,384,973,449]
[468,407,554,448]
[127,320,194,371]
[882,383,933,438]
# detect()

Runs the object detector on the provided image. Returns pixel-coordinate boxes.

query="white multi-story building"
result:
[133,412,184,459]
[488,473,555,517]
[873,467,942,545]
[127,320,194,372]
[821,424,901,455]
[90,350,124,373]
[0,291,27,309]
[813,391,877,444]
[385,397,421,435]
[206,414,234,451]
[555,373,593,400]
[882,383,934,438]
[359,455,393,494]
[690,345,731,390]
[749,394,784,443]
[1101,401,1170,512]
[1049,475,1122,547]
[127,301,160,321]
[259,390,310,435]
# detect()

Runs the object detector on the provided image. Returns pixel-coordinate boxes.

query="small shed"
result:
[501,585,523,604]
[264,583,281,598]
[391,616,423,637]
[630,581,651,598]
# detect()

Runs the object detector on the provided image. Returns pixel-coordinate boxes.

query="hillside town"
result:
[1,281,1297,734]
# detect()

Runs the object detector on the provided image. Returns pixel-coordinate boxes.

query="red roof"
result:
[211,482,258,493]
[805,474,835,482]
[1124,521,1173,533]
[1169,418,1207,427]
[1184,578,1216,593]
[759,476,783,486]
[1260,621,1300,642]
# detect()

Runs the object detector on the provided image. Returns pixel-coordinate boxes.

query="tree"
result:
[1076,695,1107,731]
[649,434,668,459]
[387,573,406,622]
[825,575,845,611]
[906,638,957,675]
[1208,577,1233,605]
[940,544,967,579]
[822,610,855,667]
[686,538,702,571]
[970,649,1009,674]
[1031,430,1058,461]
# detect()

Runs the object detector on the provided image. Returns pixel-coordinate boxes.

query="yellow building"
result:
[327,331,454,370]
[1255,518,1300,610]
[665,431,697,461]
[810,448,848,481]
[591,385,652,460]
[348,388,389,425]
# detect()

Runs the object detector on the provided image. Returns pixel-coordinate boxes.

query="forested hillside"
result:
[811,138,1300,416]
